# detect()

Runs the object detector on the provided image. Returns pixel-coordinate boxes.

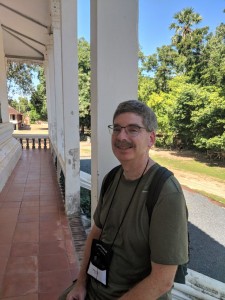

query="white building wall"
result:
[0,25,21,192]
[0,25,8,123]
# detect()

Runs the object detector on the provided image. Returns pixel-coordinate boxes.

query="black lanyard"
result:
[99,159,149,249]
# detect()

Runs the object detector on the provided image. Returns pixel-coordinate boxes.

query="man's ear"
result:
[148,131,156,148]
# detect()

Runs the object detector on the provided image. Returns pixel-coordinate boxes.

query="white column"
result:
[61,0,80,214]
[0,25,9,122]
[45,41,57,149]
[44,60,51,136]
[91,0,139,214]
[51,1,65,177]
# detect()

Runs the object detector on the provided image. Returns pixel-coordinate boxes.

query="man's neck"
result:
[122,158,155,181]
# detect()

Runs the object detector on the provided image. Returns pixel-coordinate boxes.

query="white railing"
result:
[172,269,225,299]
[12,133,50,149]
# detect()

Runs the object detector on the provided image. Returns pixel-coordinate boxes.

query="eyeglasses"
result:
[108,124,147,137]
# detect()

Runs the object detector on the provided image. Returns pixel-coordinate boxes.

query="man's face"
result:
[111,112,155,164]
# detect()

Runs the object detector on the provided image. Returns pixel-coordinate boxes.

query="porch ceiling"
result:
[0,0,52,62]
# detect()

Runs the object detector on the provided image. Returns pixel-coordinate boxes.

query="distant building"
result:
[8,105,23,130]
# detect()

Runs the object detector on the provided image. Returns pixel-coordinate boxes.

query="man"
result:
[66,100,188,300]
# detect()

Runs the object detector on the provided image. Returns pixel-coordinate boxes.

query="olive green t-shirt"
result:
[88,164,188,300]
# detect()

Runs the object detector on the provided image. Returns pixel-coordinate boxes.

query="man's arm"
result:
[66,224,102,300]
[118,262,177,300]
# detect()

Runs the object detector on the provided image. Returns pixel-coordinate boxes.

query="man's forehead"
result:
[113,112,143,123]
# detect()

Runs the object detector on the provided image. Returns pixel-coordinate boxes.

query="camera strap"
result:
[108,159,150,248]
[87,159,150,286]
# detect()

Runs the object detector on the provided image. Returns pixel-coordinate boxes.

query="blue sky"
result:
[78,0,225,55]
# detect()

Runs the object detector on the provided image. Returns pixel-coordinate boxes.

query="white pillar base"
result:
[0,123,22,191]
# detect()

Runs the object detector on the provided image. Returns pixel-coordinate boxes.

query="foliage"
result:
[8,97,29,113]
[138,7,225,153]
[80,187,91,218]
[7,62,37,98]
[78,38,91,132]
[29,66,47,122]
[138,76,156,103]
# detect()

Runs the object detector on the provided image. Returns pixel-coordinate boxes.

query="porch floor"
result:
[0,149,80,300]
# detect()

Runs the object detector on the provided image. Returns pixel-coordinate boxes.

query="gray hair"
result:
[113,100,158,132]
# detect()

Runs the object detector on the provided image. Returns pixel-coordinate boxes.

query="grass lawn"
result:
[151,151,225,205]
[150,153,225,181]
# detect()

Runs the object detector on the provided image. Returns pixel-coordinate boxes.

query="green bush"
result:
[80,187,91,219]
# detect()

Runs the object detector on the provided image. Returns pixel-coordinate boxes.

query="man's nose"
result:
[116,127,128,138]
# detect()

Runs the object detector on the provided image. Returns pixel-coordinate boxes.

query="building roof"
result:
[8,105,23,115]
[0,0,52,62]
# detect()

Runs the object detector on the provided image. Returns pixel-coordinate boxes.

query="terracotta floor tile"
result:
[0,208,20,224]
[0,223,17,244]
[24,174,39,182]
[40,199,58,206]
[0,257,9,275]
[13,177,28,184]
[39,212,60,222]
[23,191,40,197]
[62,226,71,240]
[6,256,38,274]
[13,222,39,243]
[10,243,39,257]
[24,187,40,194]
[1,294,38,300]
[39,291,63,300]
[39,221,63,241]
[40,190,58,197]
[65,239,78,264]
[5,191,24,202]
[39,269,72,294]
[18,212,39,223]
[0,273,4,293]
[39,241,66,256]
[2,272,38,298]
[0,244,11,257]
[39,253,69,272]
[38,195,54,201]
[25,179,40,185]
[40,205,58,213]
[21,201,39,207]
[0,150,80,300]
[22,195,39,202]
[1,202,21,208]
[19,206,40,214]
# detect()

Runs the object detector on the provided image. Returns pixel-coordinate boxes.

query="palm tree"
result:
[169,7,202,40]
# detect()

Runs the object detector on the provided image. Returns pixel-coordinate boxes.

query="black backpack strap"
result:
[146,166,188,284]
[101,165,121,198]
[146,166,173,221]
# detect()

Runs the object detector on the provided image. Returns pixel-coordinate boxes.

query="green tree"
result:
[191,86,225,150]
[7,62,37,98]
[199,24,225,90]
[8,97,30,113]
[29,66,47,122]
[138,76,156,104]
[78,38,91,133]
[169,8,209,82]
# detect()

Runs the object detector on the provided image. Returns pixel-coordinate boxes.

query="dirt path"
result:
[150,149,225,201]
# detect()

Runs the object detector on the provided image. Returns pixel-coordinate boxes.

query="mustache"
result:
[114,140,133,148]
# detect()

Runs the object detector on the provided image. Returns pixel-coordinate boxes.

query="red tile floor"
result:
[0,149,80,299]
